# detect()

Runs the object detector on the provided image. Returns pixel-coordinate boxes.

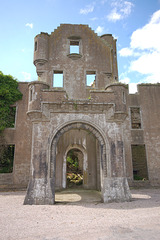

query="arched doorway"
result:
[51,121,107,197]
[54,126,102,191]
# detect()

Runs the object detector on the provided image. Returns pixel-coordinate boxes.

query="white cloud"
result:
[119,75,138,93]
[25,23,33,29]
[80,4,94,15]
[130,10,160,51]
[129,83,138,93]
[113,34,118,40]
[107,9,121,22]
[119,10,160,84]
[107,0,134,22]
[130,51,160,76]
[120,76,130,84]
[95,26,104,35]
[22,72,31,81]
[119,47,133,56]
[120,1,133,16]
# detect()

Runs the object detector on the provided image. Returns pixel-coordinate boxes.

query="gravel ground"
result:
[0,188,160,240]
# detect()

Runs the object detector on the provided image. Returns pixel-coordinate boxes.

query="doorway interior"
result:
[66,148,83,188]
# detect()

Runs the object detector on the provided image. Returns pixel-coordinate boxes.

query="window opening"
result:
[86,71,96,87]
[53,71,63,88]
[67,149,83,188]
[35,41,37,51]
[70,40,79,54]
[131,145,148,180]
[122,91,126,103]
[130,107,141,129]
[6,107,16,128]
[30,89,33,101]
[0,145,15,173]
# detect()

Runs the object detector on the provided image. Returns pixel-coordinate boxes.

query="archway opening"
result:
[66,148,83,188]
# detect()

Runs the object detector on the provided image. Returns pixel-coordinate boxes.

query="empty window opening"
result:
[66,149,83,188]
[86,71,96,87]
[131,145,148,180]
[35,41,37,51]
[130,107,142,129]
[6,107,16,128]
[70,40,79,54]
[0,145,15,173]
[122,91,126,103]
[53,71,63,88]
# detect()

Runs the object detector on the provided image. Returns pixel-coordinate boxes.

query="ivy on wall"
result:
[0,71,22,132]
[0,71,22,173]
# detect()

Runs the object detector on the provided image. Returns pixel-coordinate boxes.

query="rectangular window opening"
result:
[86,71,96,87]
[0,145,15,173]
[35,41,37,51]
[53,71,63,88]
[122,92,126,104]
[130,107,141,129]
[70,40,79,54]
[131,144,148,181]
[30,89,33,101]
[6,106,16,128]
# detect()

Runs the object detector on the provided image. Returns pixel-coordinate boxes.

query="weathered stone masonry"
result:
[1,24,160,204]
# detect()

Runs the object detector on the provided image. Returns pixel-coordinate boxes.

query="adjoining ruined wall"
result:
[138,84,160,185]
[123,84,160,186]
[2,83,32,187]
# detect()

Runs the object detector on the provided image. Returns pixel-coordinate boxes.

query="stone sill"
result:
[67,53,82,60]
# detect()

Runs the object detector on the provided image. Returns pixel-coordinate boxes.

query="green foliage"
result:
[0,144,15,173]
[67,156,79,170]
[133,175,145,181]
[67,149,83,187]
[0,71,22,132]
[67,150,79,172]
[67,173,83,186]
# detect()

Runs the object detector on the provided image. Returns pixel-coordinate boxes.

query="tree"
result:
[0,71,22,132]
[0,71,22,172]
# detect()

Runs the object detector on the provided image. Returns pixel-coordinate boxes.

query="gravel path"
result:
[0,188,160,240]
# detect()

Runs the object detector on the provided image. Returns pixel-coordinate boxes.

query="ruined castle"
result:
[1,24,160,204]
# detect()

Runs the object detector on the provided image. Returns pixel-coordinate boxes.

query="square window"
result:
[53,71,63,87]
[70,40,79,54]
[86,71,96,87]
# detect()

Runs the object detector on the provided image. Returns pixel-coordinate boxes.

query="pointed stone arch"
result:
[50,120,108,178]
[49,120,108,202]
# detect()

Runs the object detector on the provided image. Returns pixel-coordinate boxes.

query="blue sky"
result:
[0,0,160,93]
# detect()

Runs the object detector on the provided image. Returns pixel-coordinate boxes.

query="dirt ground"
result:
[0,188,160,240]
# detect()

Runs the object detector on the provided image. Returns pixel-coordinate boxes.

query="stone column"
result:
[102,122,131,202]
[24,122,54,205]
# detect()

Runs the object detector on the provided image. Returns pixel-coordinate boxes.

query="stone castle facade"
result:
[1,24,160,204]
